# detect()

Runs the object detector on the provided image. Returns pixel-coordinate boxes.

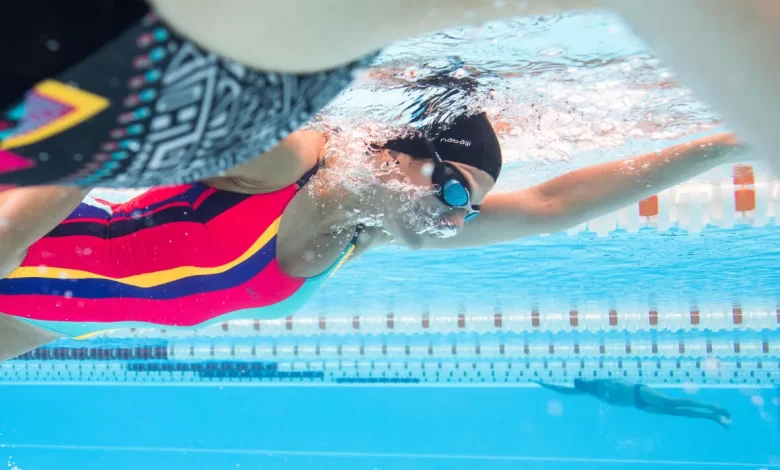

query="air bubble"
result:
[547,399,564,416]
[701,358,720,372]
[402,68,419,81]
[46,39,60,51]
[539,48,564,57]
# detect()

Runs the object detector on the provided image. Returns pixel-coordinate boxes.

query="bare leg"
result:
[673,399,729,416]
[0,313,61,362]
[647,406,731,430]
[0,187,86,361]
[639,387,728,415]
[604,0,780,174]
[0,185,90,279]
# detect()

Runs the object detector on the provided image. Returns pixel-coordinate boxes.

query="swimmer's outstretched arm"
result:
[426,132,748,249]
[534,381,584,396]
[0,186,88,275]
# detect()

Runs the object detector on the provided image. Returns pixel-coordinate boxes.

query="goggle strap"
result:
[424,138,444,164]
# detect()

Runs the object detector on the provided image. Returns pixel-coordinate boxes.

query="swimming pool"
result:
[2,9,779,470]
[2,187,777,469]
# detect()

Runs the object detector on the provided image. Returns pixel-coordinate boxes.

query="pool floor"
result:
[1,385,777,470]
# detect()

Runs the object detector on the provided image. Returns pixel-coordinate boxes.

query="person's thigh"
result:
[606,0,780,173]
[0,313,60,362]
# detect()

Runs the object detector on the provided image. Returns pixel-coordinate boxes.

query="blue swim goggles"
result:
[424,138,481,222]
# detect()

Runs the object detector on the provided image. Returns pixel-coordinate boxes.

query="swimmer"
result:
[0,112,749,360]
[536,379,733,429]
[2,0,778,191]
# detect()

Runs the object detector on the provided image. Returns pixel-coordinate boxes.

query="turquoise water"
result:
[1,386,777,469]
[317,225,780,316]
[2,226,778,469]
[2,10,780,470]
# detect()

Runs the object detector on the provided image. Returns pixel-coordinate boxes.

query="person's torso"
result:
[0,180,355,337]
[591,380,637,407]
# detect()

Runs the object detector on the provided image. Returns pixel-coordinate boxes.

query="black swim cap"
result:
[382,112,503,181]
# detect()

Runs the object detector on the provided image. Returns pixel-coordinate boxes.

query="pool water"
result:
[2,9,779,470]
[1,386,778,470]
[2,223,777,469]
[320,224,780,318]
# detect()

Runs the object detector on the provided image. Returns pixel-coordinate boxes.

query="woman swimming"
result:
[0,111,750,360]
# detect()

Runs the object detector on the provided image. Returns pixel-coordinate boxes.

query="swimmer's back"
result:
[0,0,375,189]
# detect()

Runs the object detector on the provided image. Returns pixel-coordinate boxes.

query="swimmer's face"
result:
[377,150,495,249]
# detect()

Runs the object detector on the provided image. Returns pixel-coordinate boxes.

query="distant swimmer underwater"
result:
[1,0,779,193]
[0,109,754,360]
[537,379,733,429]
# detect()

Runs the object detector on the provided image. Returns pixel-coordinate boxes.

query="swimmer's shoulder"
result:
[203,130,325,194]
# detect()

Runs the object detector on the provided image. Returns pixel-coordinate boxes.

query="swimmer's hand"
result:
[533,380,585,395]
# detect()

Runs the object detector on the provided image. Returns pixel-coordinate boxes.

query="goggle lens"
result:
[426,138,481,223]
